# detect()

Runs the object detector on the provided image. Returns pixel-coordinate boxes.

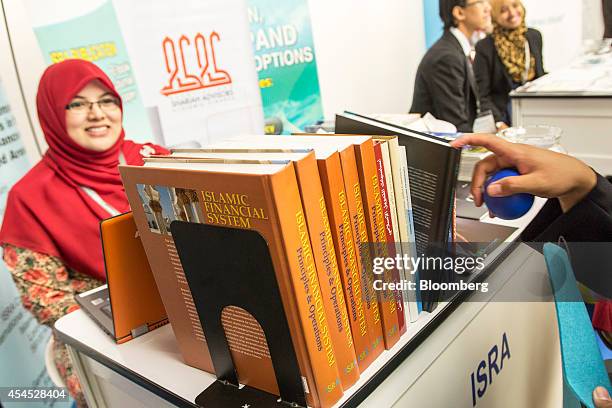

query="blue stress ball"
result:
[483,168,534,220]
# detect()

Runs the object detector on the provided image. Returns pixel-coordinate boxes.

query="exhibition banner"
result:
[114,0,264,147]
[422,0,442,49]
[248,0,324,134]
[0,79,70,407]
[26,0,153,144]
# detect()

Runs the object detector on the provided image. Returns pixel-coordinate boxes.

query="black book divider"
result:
[170,221,307,408]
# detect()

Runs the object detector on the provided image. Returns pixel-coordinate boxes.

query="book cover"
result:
[290,153,360,388]
[333,141,386,357]
[120,161,343,408]
[166,149,360,388]
[335,112,461,311]
[307,134,400,350]
[398,145,423,318]
[335,112,460,255]
[205,137,382,370]
[356,138,400,350]
[285,135,389,355]
[315,151,376,371]
[371,135,420,322]
[374,141,406,336]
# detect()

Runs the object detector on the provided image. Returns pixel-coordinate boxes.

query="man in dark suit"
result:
[410,0,491,132]
[604,0,612,38]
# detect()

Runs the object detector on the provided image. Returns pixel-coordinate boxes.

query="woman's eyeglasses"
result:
[65,97,120,113]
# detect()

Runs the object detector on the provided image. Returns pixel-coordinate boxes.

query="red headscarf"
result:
[0,59,168,280]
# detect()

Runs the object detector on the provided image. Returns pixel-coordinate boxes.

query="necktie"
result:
[465,55,481,114]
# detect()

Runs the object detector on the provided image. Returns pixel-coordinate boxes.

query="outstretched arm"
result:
[450,133,597,213]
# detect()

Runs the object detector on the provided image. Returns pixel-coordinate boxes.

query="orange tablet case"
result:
[101,212,168,343]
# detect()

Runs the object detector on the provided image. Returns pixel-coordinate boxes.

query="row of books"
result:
[119,112,460,408]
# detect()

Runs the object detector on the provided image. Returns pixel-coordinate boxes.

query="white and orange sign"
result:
[114,0,263,147]
[161,32,232,96]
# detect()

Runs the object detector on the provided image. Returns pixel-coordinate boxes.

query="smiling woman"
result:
[473,0,546,127]
[0,59,168,407]
[64,80,123,152]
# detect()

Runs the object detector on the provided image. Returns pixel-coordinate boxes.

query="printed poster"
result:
[114,0,264,147]
[248,0,324,134]
[0,78,71,407]
[27,0,154,144]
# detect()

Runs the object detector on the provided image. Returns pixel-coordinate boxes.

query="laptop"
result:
[76,212,168,343]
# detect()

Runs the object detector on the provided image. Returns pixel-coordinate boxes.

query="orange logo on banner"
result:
[161,32,232,96]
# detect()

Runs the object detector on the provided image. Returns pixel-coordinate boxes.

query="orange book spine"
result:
[316,153,375,371]
[352,139,400,350]
[267,165,343,408]
[292,154,360,388]
[337,146,385,360]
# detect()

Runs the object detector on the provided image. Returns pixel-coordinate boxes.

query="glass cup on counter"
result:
[498,125,566,154]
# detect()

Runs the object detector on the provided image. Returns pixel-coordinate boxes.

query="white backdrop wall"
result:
[520,0,588,72]
[0,0,44,160]
[308,0,426,118]
[582,0,605,42]
[0,5,68,403]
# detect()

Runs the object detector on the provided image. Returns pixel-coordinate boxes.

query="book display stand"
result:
[54,241,563,407]
[170,221,308,408]
[170,221,521,408]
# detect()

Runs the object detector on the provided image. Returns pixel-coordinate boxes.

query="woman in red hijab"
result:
[0,59,168,405]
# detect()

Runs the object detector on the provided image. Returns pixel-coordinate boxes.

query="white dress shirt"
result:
[450,27,472,57]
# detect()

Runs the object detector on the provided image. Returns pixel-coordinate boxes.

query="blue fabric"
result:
[543,243,612,408]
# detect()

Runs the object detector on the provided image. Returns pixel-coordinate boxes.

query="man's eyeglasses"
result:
[65,97,120,113]
[463,0,488,7]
